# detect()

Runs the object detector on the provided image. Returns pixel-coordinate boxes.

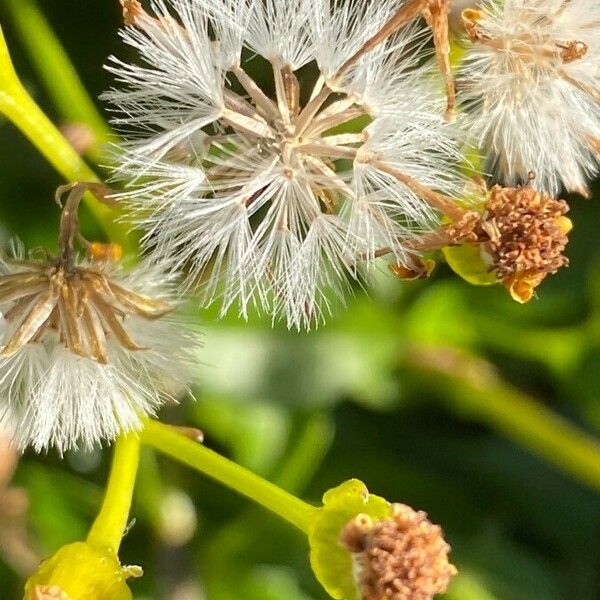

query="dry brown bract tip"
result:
[120,0,143,25]
[389,258,436,281]
[481,185,571,303]
[0,183,172,363]
[340,503,457,600]
[340,0,455,120]
[422,0,455,121]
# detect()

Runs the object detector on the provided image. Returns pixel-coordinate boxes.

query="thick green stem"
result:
[406,346,600,491]
[0,26,131,248]
[0,27,97,182]
[2,0,112,161]
[87,433,141,553]
[141,420,317,533]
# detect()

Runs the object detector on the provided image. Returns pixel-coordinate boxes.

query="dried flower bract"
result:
[0,185,171,364]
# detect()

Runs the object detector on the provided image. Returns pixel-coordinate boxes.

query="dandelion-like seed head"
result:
[106,0,465,328]
[0,184,199,453]
[340,504,457,600]
[459,0,600,195]
[1,185,172,364]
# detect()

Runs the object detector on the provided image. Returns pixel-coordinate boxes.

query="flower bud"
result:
[24,542,142,600]
[308,480,457,600]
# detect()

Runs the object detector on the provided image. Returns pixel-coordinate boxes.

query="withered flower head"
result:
[0,184,199,453]
[340,504,457,600]
[480,184,571,303]
[441,178,572,303]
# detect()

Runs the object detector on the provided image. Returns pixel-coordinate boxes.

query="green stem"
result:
[141,420,317,533]
[2,0,113,161]
[87,433,141,553]
[406,346,600,491]
[0,26,131,248]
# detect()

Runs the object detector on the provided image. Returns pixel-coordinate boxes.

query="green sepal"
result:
[443,243,498,287]
[308,479,391,600]
[24,541,142,600]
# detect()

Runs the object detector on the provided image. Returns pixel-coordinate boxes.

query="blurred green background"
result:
[0,1,599,599]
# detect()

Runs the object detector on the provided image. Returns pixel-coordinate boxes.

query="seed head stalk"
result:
[336,0,429,77]
[141,420,317,533]
[87,433,141,553]
[296,0,449,139]
[363,157,468,222]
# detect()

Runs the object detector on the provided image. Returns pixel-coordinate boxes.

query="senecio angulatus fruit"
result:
[0,184,198,453]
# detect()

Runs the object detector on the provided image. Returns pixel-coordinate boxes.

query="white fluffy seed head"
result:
[459,0,600,196]
[0,249,199,454]
[106,0,466,329]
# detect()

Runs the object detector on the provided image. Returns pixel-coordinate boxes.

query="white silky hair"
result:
[0,258,200,454]
[309,0,402,82]
[459,0,600,195]
[107,0,467,328]
[104,0,225,159]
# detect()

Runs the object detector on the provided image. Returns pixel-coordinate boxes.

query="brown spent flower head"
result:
[481,184,571,303]
[0,183,171,364]
[340,503,457,600]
